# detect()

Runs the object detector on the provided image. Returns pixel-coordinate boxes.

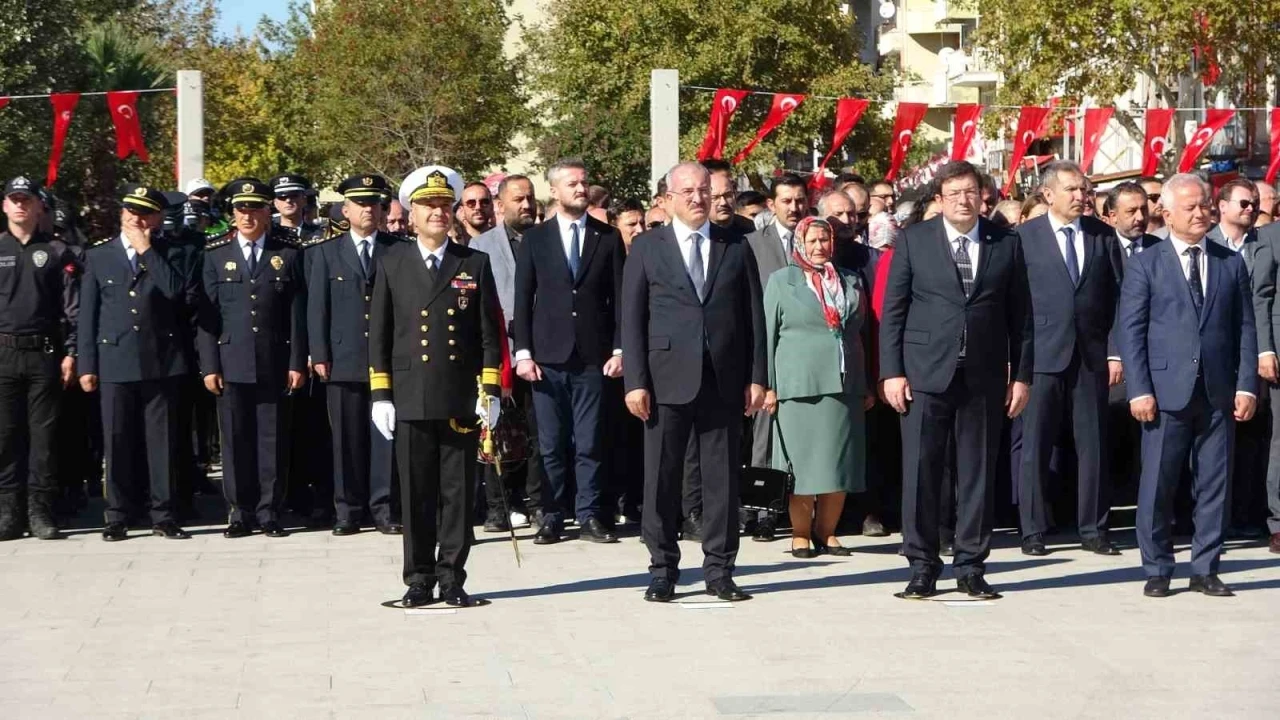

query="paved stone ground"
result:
[1,496,1278,719]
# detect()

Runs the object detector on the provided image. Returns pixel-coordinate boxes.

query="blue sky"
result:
[216,0,294,37]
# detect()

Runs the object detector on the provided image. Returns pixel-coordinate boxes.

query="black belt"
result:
[0,333,53,351]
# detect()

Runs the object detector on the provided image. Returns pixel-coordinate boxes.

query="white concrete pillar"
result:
[650,69,680,194]
[176,70,205,188]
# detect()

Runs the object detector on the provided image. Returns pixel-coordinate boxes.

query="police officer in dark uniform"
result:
[269,174,324,243]
[78,185,195,540]
[307,174,404,536]
[370,166,503,608]
[197,178,307,538]
[0,176,79,540]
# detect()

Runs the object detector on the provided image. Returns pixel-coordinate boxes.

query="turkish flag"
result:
[809,98,870,190]
[0,98,8,112]
[106,91,150,162]
[1080,107,1113,174]
[950,104,983,162]
[1141,108,1175,176]
[1264,109,1280,185]
[696,89,750,162]
[46,93,81,186]
[1177,108,1234,173]
[733,93,805,165]
[884,102,929,182]
[1003,105,1051,195]
[1194,13,1221,87]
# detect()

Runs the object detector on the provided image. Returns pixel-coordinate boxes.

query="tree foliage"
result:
[527,0,899,197]
[968,0,1280,173]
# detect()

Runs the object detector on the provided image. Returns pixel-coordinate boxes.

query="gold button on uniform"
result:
[420,325,427,332]
[420,339,428,346]
[448,325,455,332]
[128,291,136,297]
[449,354,457,361]
[447,308,455,316]
[448,339,456,346]
[421,309,429,317]
[422,355,429,362]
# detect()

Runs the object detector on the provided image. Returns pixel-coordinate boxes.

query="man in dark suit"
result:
[879,161,1033,600]
[197,179,307,539]
[307,174,404,536]
[77,185,193,541]
[513,159,625,544]
[622,161,766,603]
[1015,160,1119,556]
[1118,173,1258,598]
[1103,182,1162,504]
[1246,191,1280,554]
[370,166,503,608]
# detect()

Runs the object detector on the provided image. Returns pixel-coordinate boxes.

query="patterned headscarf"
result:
[791,217,849,335]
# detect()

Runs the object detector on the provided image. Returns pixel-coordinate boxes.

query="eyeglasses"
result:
[941,188,981,200]
[672,187,711,200]
[710,192,735,202]
[464,198,493,208]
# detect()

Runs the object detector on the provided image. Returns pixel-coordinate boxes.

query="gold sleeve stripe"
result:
[481,368,501,385]
[370,370,391,391]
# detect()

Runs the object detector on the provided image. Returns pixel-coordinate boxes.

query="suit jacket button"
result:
[450,354,457,361]
[130,308,138,314]
[364,332,368,338]
[364,314,369,320]
[572,289,577,295]
[132,326,139,332]
[448,339,456,346]
[365,296,371,302]
[128,290,136,297]
[251,310,257,316]
[252,327,259,333]
[448,325,455,332]
[250,294,258,300]
[572,311,578,317]
[250,279,257,284]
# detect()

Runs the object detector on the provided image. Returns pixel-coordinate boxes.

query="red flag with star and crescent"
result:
[1142,108,1175,176]
[1080,107,1113,174]
[950,104,983,162]
[884,102,928,182]
[733,93,806,165]
[696,89,750,162]
[1265,109,1280,186]
[809,98,871,190]
[1177,108,1234,173]
[1003,105,1051,195]
[106,91,150,162]
[46,93,81,186]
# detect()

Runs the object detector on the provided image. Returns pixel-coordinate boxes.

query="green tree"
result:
[527,0,899,197]
[968,0,1279,174]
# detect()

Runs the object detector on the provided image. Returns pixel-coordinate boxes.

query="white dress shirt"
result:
[773,217,794,257]
[119,234,139,270]
[239,234,264,265]
[351,229,378,260]
[417,238,449,268]
[555,212,585,263]
[1116,232,1143,258]
[1048,214,1085,276]
[673,216,712,277]
[941,217,980,269]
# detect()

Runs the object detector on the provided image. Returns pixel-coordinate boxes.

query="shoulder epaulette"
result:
[301,232,334,248]
[89,236,114,249]
[205,230,234,250]
[270,226,302,247]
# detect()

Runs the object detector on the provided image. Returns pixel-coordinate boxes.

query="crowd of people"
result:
[1,151,1278,607]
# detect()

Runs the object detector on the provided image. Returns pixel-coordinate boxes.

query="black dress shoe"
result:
[821,543,854,557]
[223,520,251,539]
[706,579,752,602]
[681,512,704,542]
[956,574,1001,599]
[376,523,403,535]
[102,522,128,542]
[261,521,289,538]
[402,583,434,607]
[1021,533,1049,556]
[1188,574,1234,597]
[1143,576,1172,598]
[533,523,560,545]
[440,585,481,607]
[332,521,360,536]
[483,512,510,533]
[151,521,190,540]
[579,517,618,544]
[790,541,818,559]
[899,573,937,599]
[1081,536,1120,556]
[644,577,676,602]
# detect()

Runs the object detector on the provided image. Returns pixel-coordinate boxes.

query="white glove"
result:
[475,395,500,429]
[371,401,396,441]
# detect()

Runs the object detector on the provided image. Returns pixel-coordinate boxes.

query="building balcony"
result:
[946,49,1001,88]
[934,0,978,22]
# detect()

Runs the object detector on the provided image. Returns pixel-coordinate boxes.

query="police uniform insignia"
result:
[270,255,284,270]
[458,295,469,310]
[32,250,48,268]
[241,182,254,193]
[90,236,113,248]
[134,187,148,197]
[224,260,237,272]
[362,176,373,187]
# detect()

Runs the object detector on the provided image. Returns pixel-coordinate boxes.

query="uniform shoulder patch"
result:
[301,231,334,249]
[204,230,234,250]
[89,236,115,249]
[270,226,302,247]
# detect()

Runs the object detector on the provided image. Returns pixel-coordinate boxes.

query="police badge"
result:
[270,255,284,270]
[32,250,48,268]
[224,261,237,272]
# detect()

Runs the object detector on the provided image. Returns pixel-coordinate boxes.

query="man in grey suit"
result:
[744,173,808,470]
[468,175,549,536]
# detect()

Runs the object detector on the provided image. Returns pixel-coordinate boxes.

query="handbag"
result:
[739,412,795,514]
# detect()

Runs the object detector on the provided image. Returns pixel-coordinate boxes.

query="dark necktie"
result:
[1124,242,1134,259]
[1186,246,1204,313]
[688,232,706,301]
[1062,226,1079,286]
[426,253,438,279]
[954,236,973,358]
[568,222,581,277]
[245,243,257,275]
[359,240,370,275]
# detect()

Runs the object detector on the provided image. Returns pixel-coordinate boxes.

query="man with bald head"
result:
[1118,173,1257,597]
[622,161,766,603]
[1255,182,1276,228]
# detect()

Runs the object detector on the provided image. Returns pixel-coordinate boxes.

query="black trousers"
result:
[1019,353,1109,540]
[848,402,903,528]
[56,381,103,493]
[0,346,62,498]
[601,375,642,518]
[217,382,291,524]
[1230,397,1269,529]
[327,381,392,525]
[173,374,206,510]
[900,368,1002,578]
[483,376,547,516]
[681,433,702,518]
[398,418,476,588]
[288,375,332,515]
[642,362,742,585]
[101,379,179,524]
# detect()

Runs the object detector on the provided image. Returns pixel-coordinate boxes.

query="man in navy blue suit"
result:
[1118,173,1258,598]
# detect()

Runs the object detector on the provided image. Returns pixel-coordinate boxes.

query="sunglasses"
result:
[233,202,268,211]
[1146,193,1161,202]
[856,211,870,220]
[276,192,304,202]
[463,198,493,208]
[646,221,665,229]
[1235,199,1256,211]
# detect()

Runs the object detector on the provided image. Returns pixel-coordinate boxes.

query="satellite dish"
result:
[879,1,896,20]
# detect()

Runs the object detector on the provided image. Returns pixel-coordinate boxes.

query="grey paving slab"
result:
[0,502,1277,719]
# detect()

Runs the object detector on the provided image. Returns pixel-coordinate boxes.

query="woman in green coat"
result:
[762,217,874,558]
